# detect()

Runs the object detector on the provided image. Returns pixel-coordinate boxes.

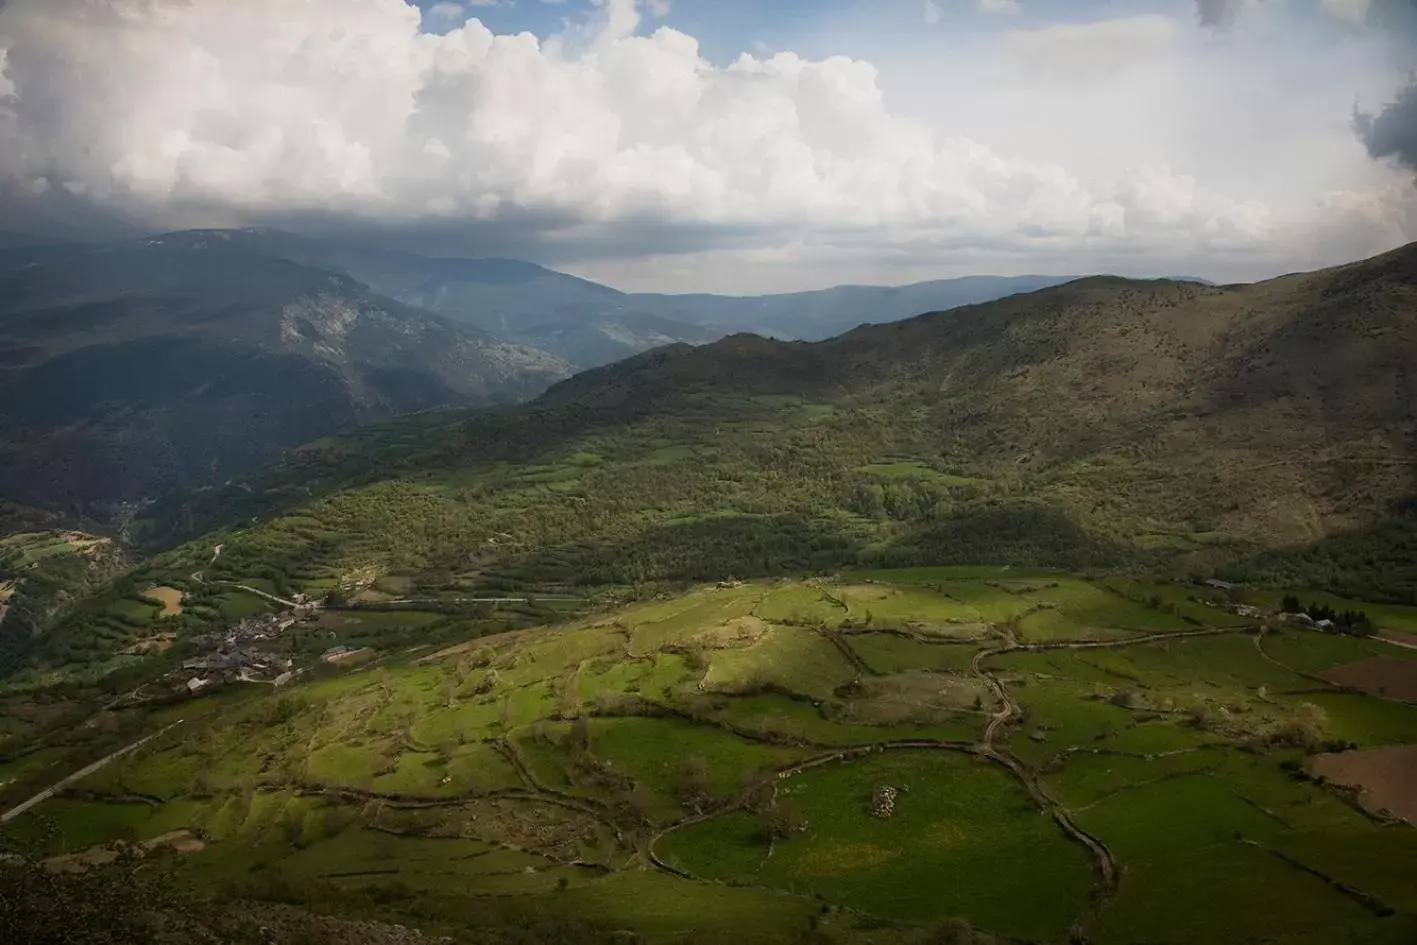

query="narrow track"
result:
[645,624,1262,936]
[1,720,185,824]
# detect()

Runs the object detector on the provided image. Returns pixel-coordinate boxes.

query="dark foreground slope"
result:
[139,242,1417,599]
[0,234,569,513]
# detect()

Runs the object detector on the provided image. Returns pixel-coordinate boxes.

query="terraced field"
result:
[5,573,1417,945]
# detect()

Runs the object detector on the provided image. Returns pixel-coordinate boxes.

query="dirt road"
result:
[188,544,299,608]
[1,720,185,824]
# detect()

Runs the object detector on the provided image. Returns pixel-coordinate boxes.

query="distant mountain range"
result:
[257,232,1093,350]
[0,226,1220,517]
[0,229,1102,364]
[147,241,1417,605]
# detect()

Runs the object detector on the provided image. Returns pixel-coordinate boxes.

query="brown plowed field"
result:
[1310,746,1417,823]
[1319,657,1417,703]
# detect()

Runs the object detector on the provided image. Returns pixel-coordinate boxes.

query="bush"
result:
[756,798,807,842]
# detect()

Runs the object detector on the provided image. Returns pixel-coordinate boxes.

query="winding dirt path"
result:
[191,575,298,609]
[188,543,299,608]
[645,624,1261,936]
[969,637,1119,911]
[1014,626,1243,653]
[973,644,1020,748]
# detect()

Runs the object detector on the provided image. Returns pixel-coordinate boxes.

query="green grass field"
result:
[845,633,979,675]
[704,624,857,700]
[7,572,1417,945]
[662,750,1092,942]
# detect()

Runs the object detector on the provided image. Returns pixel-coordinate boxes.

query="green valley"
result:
[4,573,1417,944]
[4,243,1417,944]
[5,0,1417,939]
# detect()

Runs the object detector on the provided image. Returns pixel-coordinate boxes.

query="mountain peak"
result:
[0,243,570,511]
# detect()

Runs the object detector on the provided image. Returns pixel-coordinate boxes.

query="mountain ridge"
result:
[124,241,1417,615]
[0,227,1181,364]
[0,239,571,514]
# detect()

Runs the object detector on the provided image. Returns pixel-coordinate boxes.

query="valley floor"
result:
[4,569,1417,945]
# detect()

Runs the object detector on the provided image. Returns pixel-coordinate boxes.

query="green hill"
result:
[132,243,1417,613]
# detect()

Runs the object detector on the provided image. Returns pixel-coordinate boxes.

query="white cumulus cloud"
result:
[428,1,465,20]
[1005,15,1176,83]
[1320,0,1371,25]
[979,0,1021,16]
[0,0,1405,290]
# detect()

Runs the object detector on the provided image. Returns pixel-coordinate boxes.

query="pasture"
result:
[7,571,1417,945]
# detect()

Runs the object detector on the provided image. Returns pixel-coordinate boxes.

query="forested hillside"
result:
[125,243,1417,617]
[0,234,569,514]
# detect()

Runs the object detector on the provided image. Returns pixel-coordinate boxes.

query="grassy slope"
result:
[0,530,130,676]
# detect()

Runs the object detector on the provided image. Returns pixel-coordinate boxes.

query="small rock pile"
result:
[870,785,899,820]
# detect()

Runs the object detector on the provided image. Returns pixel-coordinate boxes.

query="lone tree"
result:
[569,715,591,757]
[757,798,807,842]
[677,755,712,811]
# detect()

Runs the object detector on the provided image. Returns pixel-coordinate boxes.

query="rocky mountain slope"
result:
[94,229,721,368]
[0,233,570,514]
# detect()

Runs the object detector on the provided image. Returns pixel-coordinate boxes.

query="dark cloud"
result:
[0,182,146,245]
[1356,81,1417,176]
[1367,0,1417,34]
[1194,0,1241,29]
[1353,1,1417,178]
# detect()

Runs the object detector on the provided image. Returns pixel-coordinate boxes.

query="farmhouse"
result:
[321,645,371,665]
[183,654,237,672]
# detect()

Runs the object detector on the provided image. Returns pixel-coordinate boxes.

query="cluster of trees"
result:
[1280,595,1376,636]
[1252,517,1417,607]
[0,536,132,678]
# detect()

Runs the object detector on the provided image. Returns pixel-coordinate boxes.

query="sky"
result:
[0,0,1414,293]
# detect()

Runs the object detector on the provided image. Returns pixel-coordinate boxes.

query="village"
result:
[174,609,302,695]
[150,594,367,700]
